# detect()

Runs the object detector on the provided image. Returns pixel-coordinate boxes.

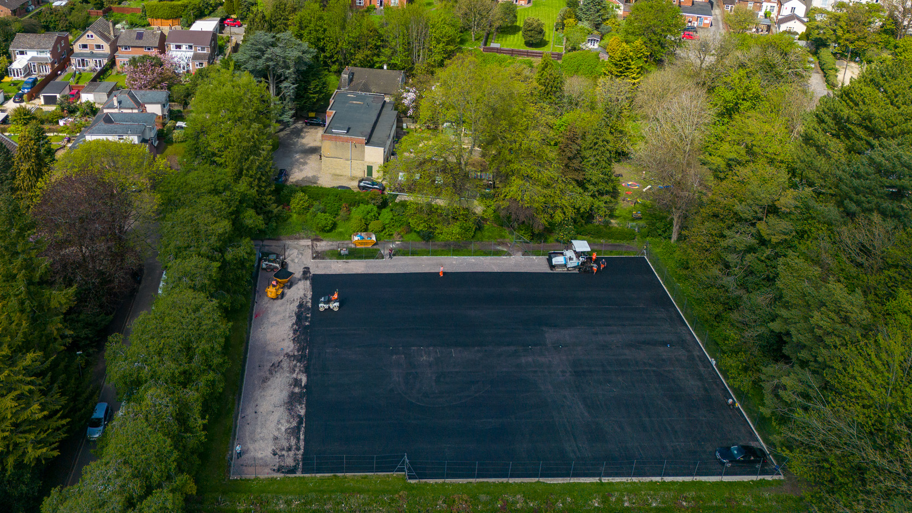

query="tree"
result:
[535,53,564,103]
[382,4,460,71]
[805,2,889,57]
[522,16,546,46]
[455,0,496,42]
[622,0,684,61]
[564,24,591,50]
[123,52,181,90]
[724,5,758,33]
[235,31,317,123]
[11,121,53,202]
[185,68,277,217]
[603,37,647,82]
[495,2,517,28]
[577,0,608,28]
[0,142,13,194]
[884,0,912,39]
[634,88,712,241]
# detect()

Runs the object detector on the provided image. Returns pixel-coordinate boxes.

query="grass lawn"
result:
[0,79,24,96]
[494,0,565,51]
[97,71,128,87]
[191,475,805,512]
[62,72,94,85]
[49,135,66,143]
[161,142,186,159]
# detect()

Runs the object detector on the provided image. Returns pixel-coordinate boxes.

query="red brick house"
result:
[0,0,37,17]
[115,29,166,69]
[675,0,713,28]
[7,32,70,79]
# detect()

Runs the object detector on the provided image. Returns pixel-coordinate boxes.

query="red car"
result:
[224,18,242,27]
[69,89,80,101]
[682,27,699,40]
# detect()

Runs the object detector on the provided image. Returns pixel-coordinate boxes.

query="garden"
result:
[493,0,565,50]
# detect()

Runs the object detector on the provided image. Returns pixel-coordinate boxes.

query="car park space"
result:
[274,120,361,189]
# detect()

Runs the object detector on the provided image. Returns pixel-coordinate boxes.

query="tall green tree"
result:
[535,53,564,103]
[522,17,546,46]
[577,0,608,28]
[235,31,317,123]
[455,0,496,42]
[11,121,53,202]
[622,0,684,61]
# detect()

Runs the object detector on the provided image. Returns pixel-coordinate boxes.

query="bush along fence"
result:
[643,245,778,468]
[311,239,643,260]
[231,453,783,482]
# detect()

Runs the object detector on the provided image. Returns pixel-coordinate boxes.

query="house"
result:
[72,18,117,72]
[675,0,713,28]
[0,133,17,154]
[81,81,118,105]
[321,91,398,181]
[75,112,160,152]
[585,33,602,50]
[351,0,406,8]
[165,30,217,73]
[760,0,780,18]
[779,0,807,17]
[115,29,166,69]
[776,13,807,33]
[102,89,170,120]
[7,32,70,79]
[190,18,220,34]
[337,66,405,100]
[40,81,69,105]
[0,0,36,17]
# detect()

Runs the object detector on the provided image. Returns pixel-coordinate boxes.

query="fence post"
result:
[472,241,474,256]
[693,461,700,480]
[661,460,667,479]
[474,461,478,482]
[254,456,257,478]
[569,461,574,482]
[344,455,346,476]
[508,462,512,482]
[444,461,447,481]
[374,455,377,473]
[757,461,763,478]
[429,240,432,256]
[314,455,316,474]
[631,460,636,478]
[409,241,412,257]
[600,462,605,482]
[492,241,494,256]
[538,461,543,481]
[721,463,727,481]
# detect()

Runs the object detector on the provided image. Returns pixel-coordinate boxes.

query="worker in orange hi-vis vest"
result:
[592,252,597,262]
[600,259,606,271]
[439,266,444,277]
[331,290,339,301]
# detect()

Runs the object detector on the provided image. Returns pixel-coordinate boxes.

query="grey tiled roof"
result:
[367,102,397,149]
[166,29,215,47]
[116,29,163,48]
[777,13,807,25]
[0,0,31,12]
[41,81,69,96]
[10,32,65,50]
[338,67,405,96]
[680,1,713,16]
[133,90,169,105]
[0,133,17,154]
[85,112,157,137]
[191,51,210,62]
[103,90,143,110]
[326,92,386,142]
[83,18,115,44]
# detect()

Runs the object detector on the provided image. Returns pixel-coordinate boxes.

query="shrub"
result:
[144,1,187,19]
[171,128,186,143]
[351,203,379,223]
[289,192,311,215]
[437,220,477,240]
[561,50,605,78]
[368,219,384,233]
[349,216,367,232]
[312,212,335,232]
[817,48,839,89]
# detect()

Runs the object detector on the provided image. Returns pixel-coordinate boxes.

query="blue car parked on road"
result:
[20,77,38,93]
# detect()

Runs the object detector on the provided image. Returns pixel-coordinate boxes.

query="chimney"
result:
[113,95,119,108]
[340,68,350,89]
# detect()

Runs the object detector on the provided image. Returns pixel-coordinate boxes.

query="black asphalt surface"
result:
[303,258,762,478]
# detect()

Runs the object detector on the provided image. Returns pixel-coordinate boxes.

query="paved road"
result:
[47,242,163,489]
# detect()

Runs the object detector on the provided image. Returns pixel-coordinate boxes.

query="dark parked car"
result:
[333,185,352,191]
[358,178,385,193]
[274,168,288,184]
[716,445,767,467]
[86,402,113,441]
[303,117,325,126]
[13,91,25,103]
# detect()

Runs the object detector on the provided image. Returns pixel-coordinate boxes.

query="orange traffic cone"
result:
[439,266,444,277]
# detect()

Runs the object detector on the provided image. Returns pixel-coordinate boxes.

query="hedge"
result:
[817,48,839,89]
[560,50,606,78]
[144,1,186,20]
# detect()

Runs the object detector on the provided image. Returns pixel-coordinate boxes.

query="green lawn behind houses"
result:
[493,0,565,51]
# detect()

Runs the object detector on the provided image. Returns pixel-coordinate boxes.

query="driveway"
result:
[274,121,363,189]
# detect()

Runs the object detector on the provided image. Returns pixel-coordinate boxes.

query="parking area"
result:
[274,120,363,189]
[233,250,768,479]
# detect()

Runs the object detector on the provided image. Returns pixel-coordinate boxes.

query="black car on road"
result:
[358,178,385,193]
[13,91,25,103]
[303,117,326,126]
[274,168,288,184]
[716,445,767,467]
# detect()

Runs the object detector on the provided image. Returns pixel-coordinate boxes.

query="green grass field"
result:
[62,72,94,85]
[191,475,805,512]
[0,79,23,96]
[494,0,565,51]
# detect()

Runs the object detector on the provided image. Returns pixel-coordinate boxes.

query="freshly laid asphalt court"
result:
[303,257,763,478]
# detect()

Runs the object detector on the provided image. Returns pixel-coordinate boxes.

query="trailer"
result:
[547,240,597,273]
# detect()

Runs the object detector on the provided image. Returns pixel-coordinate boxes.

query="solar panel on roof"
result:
[136,31,144,40]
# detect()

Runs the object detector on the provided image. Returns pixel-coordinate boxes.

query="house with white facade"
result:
[190,18,220,34]
[165,30,217,73]
[777,13,808,33]
[7,32,70,79]
[779,0,807,17]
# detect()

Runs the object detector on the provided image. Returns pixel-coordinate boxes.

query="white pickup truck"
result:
[547,240,597,273]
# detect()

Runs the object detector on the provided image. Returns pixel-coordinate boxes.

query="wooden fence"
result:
[111,6,142,14]
[148,18,181,27]
[87,7,111,16]
[481,47,563,60]
[24,57,71,102]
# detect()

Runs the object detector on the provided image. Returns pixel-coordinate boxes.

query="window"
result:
[356,0,363,5]
[121,46,130,51]
[821,0,828,6]
[173,44,182,50]
[197,46,205,51]
[95,44,104,50]
[366,165,373,177]
[196,62,204,68]
[747,1,753,7]
[791,6,795,12]
[144,47,153,51]
[390,0,398,5]
[87,34,94,39]
[79,44,89,49]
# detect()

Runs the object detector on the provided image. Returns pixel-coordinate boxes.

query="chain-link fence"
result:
[311,239,643,260]
[231,453,782,481]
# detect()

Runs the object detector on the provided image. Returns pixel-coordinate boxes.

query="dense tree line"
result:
[42,68,271,512]
[639,34,912,510]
